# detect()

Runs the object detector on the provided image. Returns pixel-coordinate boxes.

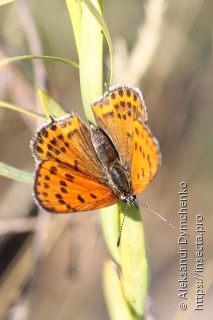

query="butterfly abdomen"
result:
[108,164,130,195]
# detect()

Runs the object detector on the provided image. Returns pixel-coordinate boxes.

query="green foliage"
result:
[0,101,45,120]
[0,55,78,69]
[38,88,67,119]
[83,0,114,85]
[0,162,33,185]
[79,0,103,123]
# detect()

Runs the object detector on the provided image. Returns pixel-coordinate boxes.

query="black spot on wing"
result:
[36,146,44,154]
[90,193,97,199]
[77,194,85,203]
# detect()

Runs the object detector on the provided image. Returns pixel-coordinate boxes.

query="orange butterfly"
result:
[31,85,160,214]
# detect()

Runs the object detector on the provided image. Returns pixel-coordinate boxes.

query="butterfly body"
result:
[31,85,160,213]
[91,126,132,198]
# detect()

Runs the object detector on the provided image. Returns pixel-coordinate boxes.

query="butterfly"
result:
[31,85,160,214]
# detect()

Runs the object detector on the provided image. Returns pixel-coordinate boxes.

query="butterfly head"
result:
[121,193,137,207]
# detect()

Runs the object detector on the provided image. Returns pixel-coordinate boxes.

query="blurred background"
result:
[0,0,212,319]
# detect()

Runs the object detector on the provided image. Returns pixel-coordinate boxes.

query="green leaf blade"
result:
[0,162,33,185]
[0,101,46,120]
[84,0,114,85]
[79,0,103,123]
[103,261,133,320]
[0,55,78,69]
[66,0,82,57]
[119,202,149,319]
[38,88,67,119]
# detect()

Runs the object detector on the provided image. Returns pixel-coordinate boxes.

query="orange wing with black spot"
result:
[32,114,118,213]
[131,119,161,194]
[92,85,147,174]
[32,114,103,179]
[35,160,118,213]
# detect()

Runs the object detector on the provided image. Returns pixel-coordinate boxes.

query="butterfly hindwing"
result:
[35,160,118,213]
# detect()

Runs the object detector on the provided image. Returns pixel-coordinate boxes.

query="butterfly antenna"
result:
[135,199,175,228]
[117,203,128,247]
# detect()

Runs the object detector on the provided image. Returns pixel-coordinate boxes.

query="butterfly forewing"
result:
[92,85,147,173]
[32,114,103,180]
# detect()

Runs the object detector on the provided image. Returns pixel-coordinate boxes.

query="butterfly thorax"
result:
[91,126,132,198]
